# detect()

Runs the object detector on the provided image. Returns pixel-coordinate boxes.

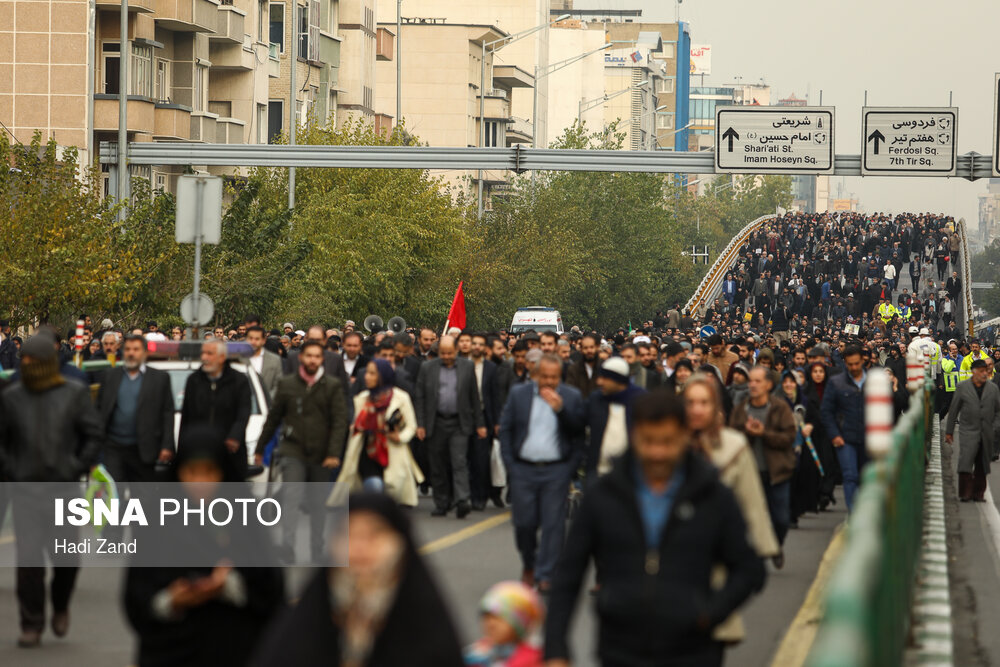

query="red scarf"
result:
[353,390,393,467]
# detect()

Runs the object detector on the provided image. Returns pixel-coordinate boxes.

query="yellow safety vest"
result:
[878,303,896,323]
[941,358,958,392]
[959,350,989,382]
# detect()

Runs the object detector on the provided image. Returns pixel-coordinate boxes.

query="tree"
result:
[466,122,699,331]
[0,133,179,326]
[971,240,1000,315]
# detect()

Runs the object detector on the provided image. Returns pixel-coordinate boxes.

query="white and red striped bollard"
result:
[74,319,84,368]
[905,347,925,393]
[866,368,894,460]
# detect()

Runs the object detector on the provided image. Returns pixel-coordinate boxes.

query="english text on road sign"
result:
[714,107,835,175]
[862,107,957,176]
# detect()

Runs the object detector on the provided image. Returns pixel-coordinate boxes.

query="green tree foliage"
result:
[466,123,698,331]
[971,240,1000,315]
[0,133,179,326]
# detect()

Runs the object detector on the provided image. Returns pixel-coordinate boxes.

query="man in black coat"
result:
[97,335,175,484]
[414,335,485,518]
[545,391,765,667]
[179,340,252,479]
[285,325,351,408]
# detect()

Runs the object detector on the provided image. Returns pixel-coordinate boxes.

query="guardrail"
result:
[806,373,932,667]
[956,218,974,337]
[683,214,776,316]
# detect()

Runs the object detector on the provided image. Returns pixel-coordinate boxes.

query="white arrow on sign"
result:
[714,107,835,175]
[861,107,957,176]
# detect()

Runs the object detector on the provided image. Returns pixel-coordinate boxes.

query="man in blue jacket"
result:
[499,353,585,592]
[820,345,868,511]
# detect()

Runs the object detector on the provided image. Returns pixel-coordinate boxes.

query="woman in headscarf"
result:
[802,362,839,510]
[669,358,694,394]
[123,425,284,667]
[330,359,422,507]
[683,375,778,647]
[252,492,465,667]
[777,369,819,525]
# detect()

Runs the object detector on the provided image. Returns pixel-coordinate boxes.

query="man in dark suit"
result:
[341,331,369,394]
[565,333,600,399]
[414,335,486,518]
[97,335,176,483]
[468,332,501,510]
[499,353,586,592]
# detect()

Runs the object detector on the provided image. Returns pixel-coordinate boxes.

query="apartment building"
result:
[374,19,533,196]
[377,0,550,146]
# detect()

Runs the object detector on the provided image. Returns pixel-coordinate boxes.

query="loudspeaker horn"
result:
[363,315,384,333]
[387,316,407,334]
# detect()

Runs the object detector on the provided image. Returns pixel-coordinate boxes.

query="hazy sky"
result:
[574,0,999,231]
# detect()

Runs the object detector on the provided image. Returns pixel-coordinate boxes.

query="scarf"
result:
[354,389,393,467]
[298,364,324,388]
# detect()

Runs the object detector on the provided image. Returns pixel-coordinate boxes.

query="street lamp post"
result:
[117,0,129,220]
[396,0,401,127]
[477,14,570,219]
[577,79,649,124]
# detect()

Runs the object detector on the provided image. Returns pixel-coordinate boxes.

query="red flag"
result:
[444,281,466,333]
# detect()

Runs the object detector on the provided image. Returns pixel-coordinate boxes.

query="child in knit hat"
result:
[464,581,544,667]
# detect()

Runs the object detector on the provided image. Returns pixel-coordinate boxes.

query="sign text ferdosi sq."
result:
[714,107,835,175]
[862,107,957,176]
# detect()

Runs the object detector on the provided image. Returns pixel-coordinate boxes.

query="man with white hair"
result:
[178,339,252,478]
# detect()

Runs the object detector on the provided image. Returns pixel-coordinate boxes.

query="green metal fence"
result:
[806,377,932,667]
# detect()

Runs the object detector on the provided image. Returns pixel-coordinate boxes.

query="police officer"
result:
[959,339,990,382]
[940,354,958,417]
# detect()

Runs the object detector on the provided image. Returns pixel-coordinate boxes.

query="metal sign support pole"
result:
[191,178,205,339]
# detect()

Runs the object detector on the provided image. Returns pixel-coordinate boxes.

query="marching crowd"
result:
[0,210,997,666]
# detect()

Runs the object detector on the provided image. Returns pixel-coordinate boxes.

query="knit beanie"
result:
[599,357,631,385]
[479,581,544,641]
[20,332,64,393]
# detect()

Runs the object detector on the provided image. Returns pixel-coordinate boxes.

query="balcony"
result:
[215,117,245,143]
[96,0,154,12]
[189,111,219,142]
[375,27,393,61]
[94,95,156,133]
[209,4,245,43]
[477,94,510,121]
[210,40,254,70]
[153,102,191,140]
[154,0,219,33]
[268,43,280,77]
[493,65,533,89]
[506,116,532,144]
[320,31,340,67]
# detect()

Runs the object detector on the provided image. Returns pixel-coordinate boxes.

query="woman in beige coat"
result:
[684,374,779,645]
[329,359,424,507]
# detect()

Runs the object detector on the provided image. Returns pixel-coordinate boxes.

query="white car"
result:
[509,306,565,334]
[148,360,269,464]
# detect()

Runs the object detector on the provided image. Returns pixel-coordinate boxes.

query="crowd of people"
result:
[0,210,996,666]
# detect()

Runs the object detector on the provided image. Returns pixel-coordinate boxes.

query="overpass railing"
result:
[956,218,974,337]
[683,214,776,316]
[806,372,932,667]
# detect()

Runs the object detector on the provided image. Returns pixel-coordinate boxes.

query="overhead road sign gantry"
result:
[714,106,835,175]
[862,107,957,176]
[994,74,1000,177]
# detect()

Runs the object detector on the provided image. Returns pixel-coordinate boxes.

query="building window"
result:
[155,59,170,102]
[484,121,503,147]
[194,64,208,112]
[267,99,283,142]
[131,45,153,97]
[102,42,120,94]
[298,3,308,59]
[657,78,675,94]
[257,103,267,143]
[656,113,674,130]
[308,0,319,61]
[270,3,284,52]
